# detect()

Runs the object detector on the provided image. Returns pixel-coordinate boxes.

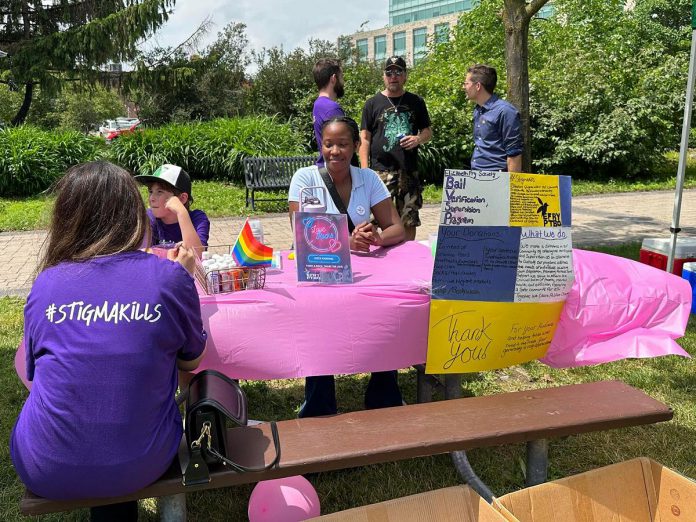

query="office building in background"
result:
[349,0,553,65]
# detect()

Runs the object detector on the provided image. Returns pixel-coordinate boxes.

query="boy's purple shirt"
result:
[148,208,210,246]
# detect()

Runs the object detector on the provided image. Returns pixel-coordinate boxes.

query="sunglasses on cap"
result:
[385,69,404,77]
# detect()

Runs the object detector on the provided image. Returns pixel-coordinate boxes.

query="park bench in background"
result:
[19,380,673,519]
[243,155,315,210]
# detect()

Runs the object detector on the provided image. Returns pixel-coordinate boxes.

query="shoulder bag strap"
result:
[319,167,356,233]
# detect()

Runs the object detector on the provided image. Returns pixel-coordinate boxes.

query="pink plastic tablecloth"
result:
[194,241,434,379]
[15,245,690,387]
[543,249,691,367]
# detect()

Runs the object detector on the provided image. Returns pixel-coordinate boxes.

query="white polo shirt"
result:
[289,165,390,226]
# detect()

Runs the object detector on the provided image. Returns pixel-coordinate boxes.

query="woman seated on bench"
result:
[10,161,207,521]
[288,116,405,417]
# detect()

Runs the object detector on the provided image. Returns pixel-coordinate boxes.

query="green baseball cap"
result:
[135,164,193,201]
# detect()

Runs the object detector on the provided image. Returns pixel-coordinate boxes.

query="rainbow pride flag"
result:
[231,219,273,267]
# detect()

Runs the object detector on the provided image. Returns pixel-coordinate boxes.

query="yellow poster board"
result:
[428,170,573,374]
[509,173,562,227]
[426,300,565,373]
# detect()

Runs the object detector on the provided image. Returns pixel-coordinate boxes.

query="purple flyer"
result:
[293,212,353,284]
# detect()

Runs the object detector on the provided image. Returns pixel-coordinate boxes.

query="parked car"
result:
[104,119,141,142]
[99,118,140,138]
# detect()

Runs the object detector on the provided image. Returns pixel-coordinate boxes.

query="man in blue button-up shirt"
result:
[464,64,523,172]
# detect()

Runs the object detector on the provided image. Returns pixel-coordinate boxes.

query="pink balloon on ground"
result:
[248,475,320,521]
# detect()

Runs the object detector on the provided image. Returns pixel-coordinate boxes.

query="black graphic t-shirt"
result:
[361,91,431,173]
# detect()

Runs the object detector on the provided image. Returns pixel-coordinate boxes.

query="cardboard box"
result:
[312,459,695,521]
[312,485,514,521]
[640,237,696,275]
[496,458,696,521]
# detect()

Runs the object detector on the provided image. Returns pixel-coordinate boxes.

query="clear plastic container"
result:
[249,219,264,244]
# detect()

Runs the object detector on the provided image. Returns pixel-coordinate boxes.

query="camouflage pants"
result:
[375,169,423,228]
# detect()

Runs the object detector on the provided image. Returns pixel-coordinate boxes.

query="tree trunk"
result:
[11,82,34,126]
[502,1,532,173]
[11,0,34,126]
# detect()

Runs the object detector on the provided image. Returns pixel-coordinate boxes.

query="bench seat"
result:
[20,380,673,516]
[243,155,315,210]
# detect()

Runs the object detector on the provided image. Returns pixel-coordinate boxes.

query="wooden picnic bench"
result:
[243,155,315,210]
[19,380,673,519]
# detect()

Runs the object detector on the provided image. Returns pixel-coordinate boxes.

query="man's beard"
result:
[335,83,344,98]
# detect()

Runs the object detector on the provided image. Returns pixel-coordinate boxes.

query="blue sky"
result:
[149,0,389,62]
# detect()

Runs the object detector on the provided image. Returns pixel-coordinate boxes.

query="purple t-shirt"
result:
[11,251,207,499]
[148,208,210,246]
[313,96,345,166]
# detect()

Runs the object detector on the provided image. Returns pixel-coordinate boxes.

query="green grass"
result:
[1,243,694,520]
[2,150,695,231]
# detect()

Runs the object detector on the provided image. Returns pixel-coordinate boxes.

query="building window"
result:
[356,39,368,60]
[435,23,449,44]
[393,31,406,56]
[374,35,387,61]
[413,27,427,64]
[390,0,482,25]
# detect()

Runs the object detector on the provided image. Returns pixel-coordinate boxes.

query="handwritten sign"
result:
[427,170,573,373]
[294,212,352,284]
[426,300,565,372]
[515,228,574,302]
[440,169,509,226]
[432,226,519,301]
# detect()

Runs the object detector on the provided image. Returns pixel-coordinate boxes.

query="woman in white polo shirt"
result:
[288,116,405,418]
[289,116,405,252]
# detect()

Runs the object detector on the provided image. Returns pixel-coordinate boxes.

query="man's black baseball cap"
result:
[384,56,406,71]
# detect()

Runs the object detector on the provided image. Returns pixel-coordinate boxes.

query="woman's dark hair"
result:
[321,116,361,144]
[38,161,149,272]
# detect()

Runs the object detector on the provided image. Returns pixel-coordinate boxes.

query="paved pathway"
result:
[3,189,695,298]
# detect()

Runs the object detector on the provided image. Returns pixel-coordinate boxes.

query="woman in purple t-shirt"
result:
[10,161,207,521]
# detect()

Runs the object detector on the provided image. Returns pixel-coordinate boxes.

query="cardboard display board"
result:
[427,170,573,373]
[293,211,353,284]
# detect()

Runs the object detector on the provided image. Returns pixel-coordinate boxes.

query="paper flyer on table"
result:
[427,170,573,373]
[293,211,353,284]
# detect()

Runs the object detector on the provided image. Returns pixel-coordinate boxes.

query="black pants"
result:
[298,371,403,418]
[90,501,138,521]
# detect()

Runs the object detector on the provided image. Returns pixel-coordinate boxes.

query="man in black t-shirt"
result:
[360,56,432,241]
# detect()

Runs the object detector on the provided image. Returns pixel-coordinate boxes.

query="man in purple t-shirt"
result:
[312,58,346,166]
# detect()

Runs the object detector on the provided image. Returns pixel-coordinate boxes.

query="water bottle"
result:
[299,187,328,213]
[249,219,264,244]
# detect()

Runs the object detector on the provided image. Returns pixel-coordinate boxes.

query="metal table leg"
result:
[526,439,549,486]
[444,374,462,399]
[160,493,187,522]
[415,365,434,403]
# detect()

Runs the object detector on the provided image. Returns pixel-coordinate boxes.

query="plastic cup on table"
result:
[151,241,177,259]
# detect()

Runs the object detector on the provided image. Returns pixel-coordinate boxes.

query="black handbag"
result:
[182,369,281,485]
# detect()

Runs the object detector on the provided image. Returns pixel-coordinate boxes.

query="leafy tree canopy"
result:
[130,21,250,125]
[409,0,692,178]
[0,0,174,123]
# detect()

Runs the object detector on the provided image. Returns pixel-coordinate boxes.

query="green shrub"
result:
[110,116,306,183]
[0,126,103,197]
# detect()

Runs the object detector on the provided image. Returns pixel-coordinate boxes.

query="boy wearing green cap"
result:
[135,164,210,252]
